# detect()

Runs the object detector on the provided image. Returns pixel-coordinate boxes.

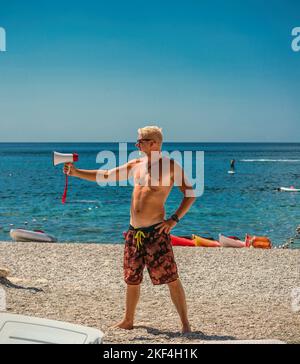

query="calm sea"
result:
[1,143,300,247]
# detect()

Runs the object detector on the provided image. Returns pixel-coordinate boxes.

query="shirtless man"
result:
[64,126,196,333]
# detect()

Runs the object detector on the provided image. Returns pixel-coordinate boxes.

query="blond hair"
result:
[138,126,163,144]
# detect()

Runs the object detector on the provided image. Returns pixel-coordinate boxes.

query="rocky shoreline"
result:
[0,242,300,343]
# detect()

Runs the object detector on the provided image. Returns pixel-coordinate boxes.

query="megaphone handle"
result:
[62,174,68,204]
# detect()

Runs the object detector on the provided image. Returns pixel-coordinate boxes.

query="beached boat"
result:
[192,234,221,247]
[171,235,195,247]
[10,229,57,243]
[219,234,246,248]
[0,313,103,344]
[245,234,272,249]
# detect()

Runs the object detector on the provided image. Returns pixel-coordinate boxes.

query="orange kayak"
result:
[192,234,221,247]
[171,235,195,247]
[246,234,272,249]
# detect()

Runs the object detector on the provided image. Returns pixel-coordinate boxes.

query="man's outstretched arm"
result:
[63,160,137,183]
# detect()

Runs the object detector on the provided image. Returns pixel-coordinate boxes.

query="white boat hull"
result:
[10,229,57,243]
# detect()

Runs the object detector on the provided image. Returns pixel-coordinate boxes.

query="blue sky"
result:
[0,0,299,142]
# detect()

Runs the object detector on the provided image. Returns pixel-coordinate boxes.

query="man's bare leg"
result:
[113,284,140,329]
[168,279,191,333]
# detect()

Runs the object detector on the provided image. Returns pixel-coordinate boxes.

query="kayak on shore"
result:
[219,234,246,248]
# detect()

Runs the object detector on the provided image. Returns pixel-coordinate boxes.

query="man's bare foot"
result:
[182,323,191,333]
[112,319,134,330]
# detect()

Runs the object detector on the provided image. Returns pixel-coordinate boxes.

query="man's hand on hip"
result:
[155,219,177,235]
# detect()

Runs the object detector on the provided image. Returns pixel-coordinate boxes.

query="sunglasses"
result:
[136,138,153,144]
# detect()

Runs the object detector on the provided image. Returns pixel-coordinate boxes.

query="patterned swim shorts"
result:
[124,223,179,285]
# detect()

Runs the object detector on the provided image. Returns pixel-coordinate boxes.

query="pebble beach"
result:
[0,242,300,344]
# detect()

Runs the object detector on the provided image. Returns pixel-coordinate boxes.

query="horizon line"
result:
[0,141,299,144]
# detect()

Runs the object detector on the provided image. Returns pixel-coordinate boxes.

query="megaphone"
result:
[53,152,79,166]
[53,151,79,204]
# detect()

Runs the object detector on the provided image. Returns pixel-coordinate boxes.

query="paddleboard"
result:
[228,170,235,174]
[279,187,300,192]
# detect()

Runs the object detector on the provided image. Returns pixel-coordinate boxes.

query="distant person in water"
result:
[230,159,235,172]
[63,126,196,333]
